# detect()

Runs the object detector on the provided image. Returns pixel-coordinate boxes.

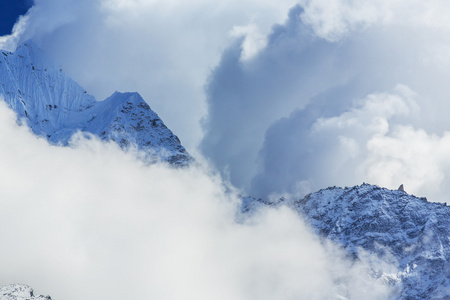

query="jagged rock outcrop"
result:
[242,183,450,300]
[0,284,51,300]
[0,41,191,165]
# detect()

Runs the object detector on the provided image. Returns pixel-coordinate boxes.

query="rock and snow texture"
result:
[243,183,450,300]
[0,284,51,300]
[0,41,191,165]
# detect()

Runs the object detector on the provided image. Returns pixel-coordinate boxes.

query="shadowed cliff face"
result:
[243,183,450,299]
[0,41,191,166]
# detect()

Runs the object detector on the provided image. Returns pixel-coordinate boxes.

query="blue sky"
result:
[0,0,32,35]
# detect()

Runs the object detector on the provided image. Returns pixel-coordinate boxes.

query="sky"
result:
[0,0,33,36]
[1,0,450,298]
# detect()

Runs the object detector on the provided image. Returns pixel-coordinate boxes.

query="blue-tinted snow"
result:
[242,183,450,299]
[0,41,191,165]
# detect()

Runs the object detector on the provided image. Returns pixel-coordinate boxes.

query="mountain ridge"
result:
[0,41,191,165]
[242,183,450,299]
[0,284,51,300]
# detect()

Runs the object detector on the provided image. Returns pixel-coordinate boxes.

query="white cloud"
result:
[0,15,30,51]
[297,0,450,41]
[365,126,450,202]
[231,23,267,61]
[0,100,393,299]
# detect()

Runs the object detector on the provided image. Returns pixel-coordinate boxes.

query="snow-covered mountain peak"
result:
[14,40,49,64]
[242,183,450,299]
[295,184,450,299]
[0,284,51,300]
[0,41,191,165]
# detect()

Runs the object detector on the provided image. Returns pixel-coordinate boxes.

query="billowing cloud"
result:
[251,85,419,199]
[0,101,394,299]
[202,1,450,202]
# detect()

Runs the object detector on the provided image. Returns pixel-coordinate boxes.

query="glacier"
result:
[0,41,191,165]
[242,183,450,300]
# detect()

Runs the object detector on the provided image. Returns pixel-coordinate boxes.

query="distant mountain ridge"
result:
[0,284,51,300]
[243,183,450,299]
[0,41,191,165]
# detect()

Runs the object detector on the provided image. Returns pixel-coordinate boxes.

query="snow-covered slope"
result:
[0,284,51,300]
[0,41,191,165]
[242,184,450,300]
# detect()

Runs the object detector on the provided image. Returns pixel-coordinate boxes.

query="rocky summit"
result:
[0,284,51,300]
[243,183,450,300]
[0,41,191,166]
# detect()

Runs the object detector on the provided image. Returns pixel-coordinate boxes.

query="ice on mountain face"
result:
[0,284,51,300]
[242,184,450,299]
[0,41,191,166]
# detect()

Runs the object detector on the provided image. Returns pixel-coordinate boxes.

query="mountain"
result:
[0,41,191,165]
[242,184,450,300]
[0,284,51,300]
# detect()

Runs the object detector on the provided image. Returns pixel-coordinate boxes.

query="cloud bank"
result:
[202,1,450,202]
[0,101,394,299]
